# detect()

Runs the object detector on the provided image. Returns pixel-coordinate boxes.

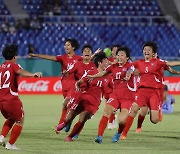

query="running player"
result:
[0,44,42,150]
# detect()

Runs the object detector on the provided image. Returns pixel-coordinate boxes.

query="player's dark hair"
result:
[112,44,121,50]
[2,44,18,60]
[143,41,158,53]
[81,44,93,53]
[164,85,168,91]
[116,46,131,60]
[65,38,80,51]
[93,52,107,68]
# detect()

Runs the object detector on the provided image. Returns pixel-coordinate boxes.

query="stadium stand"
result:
[0,0,179,59]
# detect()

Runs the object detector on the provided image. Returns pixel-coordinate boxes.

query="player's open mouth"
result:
[85,55,90,57]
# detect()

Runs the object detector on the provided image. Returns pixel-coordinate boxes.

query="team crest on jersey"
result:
[122,68,127,71]
[151,63,155,66]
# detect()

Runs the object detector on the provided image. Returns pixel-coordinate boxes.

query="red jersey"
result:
[0,61,22,101]
[103,74,113,100]
[55,54,82,91]
[81,69,108,106]
[133,58,168,89]
[69,61,96,91]
[106,62,134,99]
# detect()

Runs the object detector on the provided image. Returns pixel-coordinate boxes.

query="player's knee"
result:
[150,117,158,124]
[104,106,114,118]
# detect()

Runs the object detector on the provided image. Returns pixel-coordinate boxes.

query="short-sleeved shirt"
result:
[81,69,108,107]
[55,54,82,92]
[133,58,168,89]
[69,61,96,91]
[0,61,22,101]
[106,62,134,100]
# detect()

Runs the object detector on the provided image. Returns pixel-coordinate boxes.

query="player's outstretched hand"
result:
[94,48,102,55]
[28,53,36,57]
[33,72,42,78]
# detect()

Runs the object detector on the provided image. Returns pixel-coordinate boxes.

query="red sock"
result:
[1,119,15,137]
[109,113,115,123]
[98,116,109,136]
[137,114,145,129]
[58,108,67,125]
[57,122,66,131]
[9,124,22,145]
[68,121,84,138]
[117,124,125,134]
[122,116,134,137]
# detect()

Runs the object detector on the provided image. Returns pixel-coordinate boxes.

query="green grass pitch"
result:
[0,95,180,154]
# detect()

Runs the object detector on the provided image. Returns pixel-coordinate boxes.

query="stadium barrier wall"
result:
[18,77,180,95]
[0,59,179,77]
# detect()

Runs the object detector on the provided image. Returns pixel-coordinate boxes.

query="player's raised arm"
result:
[87,70,108,79]
[166,61,180,66]
[17,69,42,78]
[90,48,102,60]
[28,53,56,61]
[167,67,180,75]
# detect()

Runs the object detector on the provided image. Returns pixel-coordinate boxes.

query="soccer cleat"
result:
[5,142,19,150]
[0,135,6,147]
[65,137,74,142]
[136,128,142,133]
[120,135,126,140]
[95,136,102,144]
[73,134,79,139]
[64,123,72,132]
[52,126,60,134]
[112,132,121,142]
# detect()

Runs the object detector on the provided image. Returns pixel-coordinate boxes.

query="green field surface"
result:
[0,95,180,154]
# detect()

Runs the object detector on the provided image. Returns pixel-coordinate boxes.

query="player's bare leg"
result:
[58,97,70,125]
[5,117,24,150]
[121,102,140,139]
[150,110,159,124]
[0,118,15,147]
[66,111,91,141]
[95,104,115,144]
[136,106,148,133]
[112,109,128,142]
[55,110,77,134]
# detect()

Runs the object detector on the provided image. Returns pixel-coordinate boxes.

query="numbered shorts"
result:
[135,87,161,110]
[0,98,24,122]
[107,93,133,110]
[69,93,99,115]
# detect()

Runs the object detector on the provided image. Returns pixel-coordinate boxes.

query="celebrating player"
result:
[0,44,42,150]
[28,38,82,127]
[88,47,135,143]
[121,41,180,139]
[53,52,109,141]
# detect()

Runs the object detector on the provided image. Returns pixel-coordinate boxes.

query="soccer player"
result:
[0,44,42,150]
[88,47,134,144]
[136,53,180,133]
[121,41,180,139]
[162,85,175,114]
[62,44,96,132]
[54,52,109,141]
[28,38,82,127]
[107,44,121,129]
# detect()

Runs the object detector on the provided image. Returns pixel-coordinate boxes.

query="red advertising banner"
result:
[18,77,62,94]
[18,77,180,95]
[164,77,180,95]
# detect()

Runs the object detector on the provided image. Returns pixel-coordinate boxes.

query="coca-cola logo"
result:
[53,80,62,92]
[164,80,180,92]
[18,80,49,92]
